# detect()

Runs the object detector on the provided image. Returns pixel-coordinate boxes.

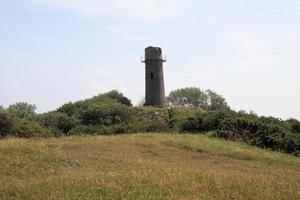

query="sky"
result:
[1,0,300,120]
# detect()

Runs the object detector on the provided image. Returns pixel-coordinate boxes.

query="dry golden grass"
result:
[0,133,299,200]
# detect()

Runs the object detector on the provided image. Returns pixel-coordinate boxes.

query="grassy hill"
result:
[0,133,299,200]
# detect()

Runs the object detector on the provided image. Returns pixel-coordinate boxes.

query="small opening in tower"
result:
[150,73,154,79]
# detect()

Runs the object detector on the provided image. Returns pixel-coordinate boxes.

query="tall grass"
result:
[0,134,299,200]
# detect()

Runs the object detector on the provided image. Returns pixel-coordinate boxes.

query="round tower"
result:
[143,46,166,106]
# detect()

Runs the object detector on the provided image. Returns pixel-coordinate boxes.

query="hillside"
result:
[0,133,299,200]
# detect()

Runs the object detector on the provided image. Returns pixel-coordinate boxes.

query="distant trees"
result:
[7,102,37,119]
[167,87,229,111]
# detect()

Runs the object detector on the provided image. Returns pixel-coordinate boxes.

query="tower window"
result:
[150,73,154,79]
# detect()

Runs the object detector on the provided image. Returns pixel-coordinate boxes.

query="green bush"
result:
[0,112,14,138]
[178,111,300,155]
[102,90,132,106]
[130,107,170,132]
[38,112,78,135]
[1,111,56,139]
[10,118,54,138]
[169,107,205,130]
[68,124,134,136]
[79,102,133,126]
[287,119,300,134]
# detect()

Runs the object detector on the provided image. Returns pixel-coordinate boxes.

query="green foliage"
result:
[1,89,299,156]
[57,92,169,134]
[169,107,205,130]
[167,87,207,107]
[131,107,170,132]
[0,113,54,139]
[68,107,170,135]
[178,111,300,155]
[0,110,56,139]
[205,89,230,111]
[287,118,300,134]
[167,87,229,111]
[0,105,4,112]
[38,112,78,135]
[7,102,37,119]
[79,102,133,126]
[0,112,14,138]
[57,90,131,118]
[102,90,132,106]
[10,118,54,138]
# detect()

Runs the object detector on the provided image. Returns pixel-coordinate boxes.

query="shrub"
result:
[68,124,133,136]
[287,119,300,134]
[1,111,55,138]
[38,112,78,135]
[102,90,132,106]
[57,91,133,120]
[0,112,14,138]
[68,125,97,136]
[10,118,54,138]
[79,102,133,126]
[130,107,170,132]
[178,111,300,155]
[169,107,205,130]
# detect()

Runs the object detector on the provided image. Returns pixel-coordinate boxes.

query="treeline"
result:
[0,88,299,156]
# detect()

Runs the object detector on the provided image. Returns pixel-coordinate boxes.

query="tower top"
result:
[145,46,164,61]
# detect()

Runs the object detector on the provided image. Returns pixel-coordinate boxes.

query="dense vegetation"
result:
[167,87,229,110]
[0,88,299,155]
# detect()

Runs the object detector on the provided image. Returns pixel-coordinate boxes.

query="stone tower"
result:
[142,46,166,106]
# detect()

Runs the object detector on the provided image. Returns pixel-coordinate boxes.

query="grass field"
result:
[0,133,299,200]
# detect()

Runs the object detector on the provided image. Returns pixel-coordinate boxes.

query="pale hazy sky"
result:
[1,0,300,120]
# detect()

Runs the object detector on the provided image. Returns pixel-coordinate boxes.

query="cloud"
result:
[107,25,150,41]
[31,0,183,20]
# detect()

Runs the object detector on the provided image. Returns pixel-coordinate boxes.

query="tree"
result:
[7,102,37,119]
[166,87,230,111]
[0,105,4,112]
[205,89,230,111]
[166,87,208,107]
